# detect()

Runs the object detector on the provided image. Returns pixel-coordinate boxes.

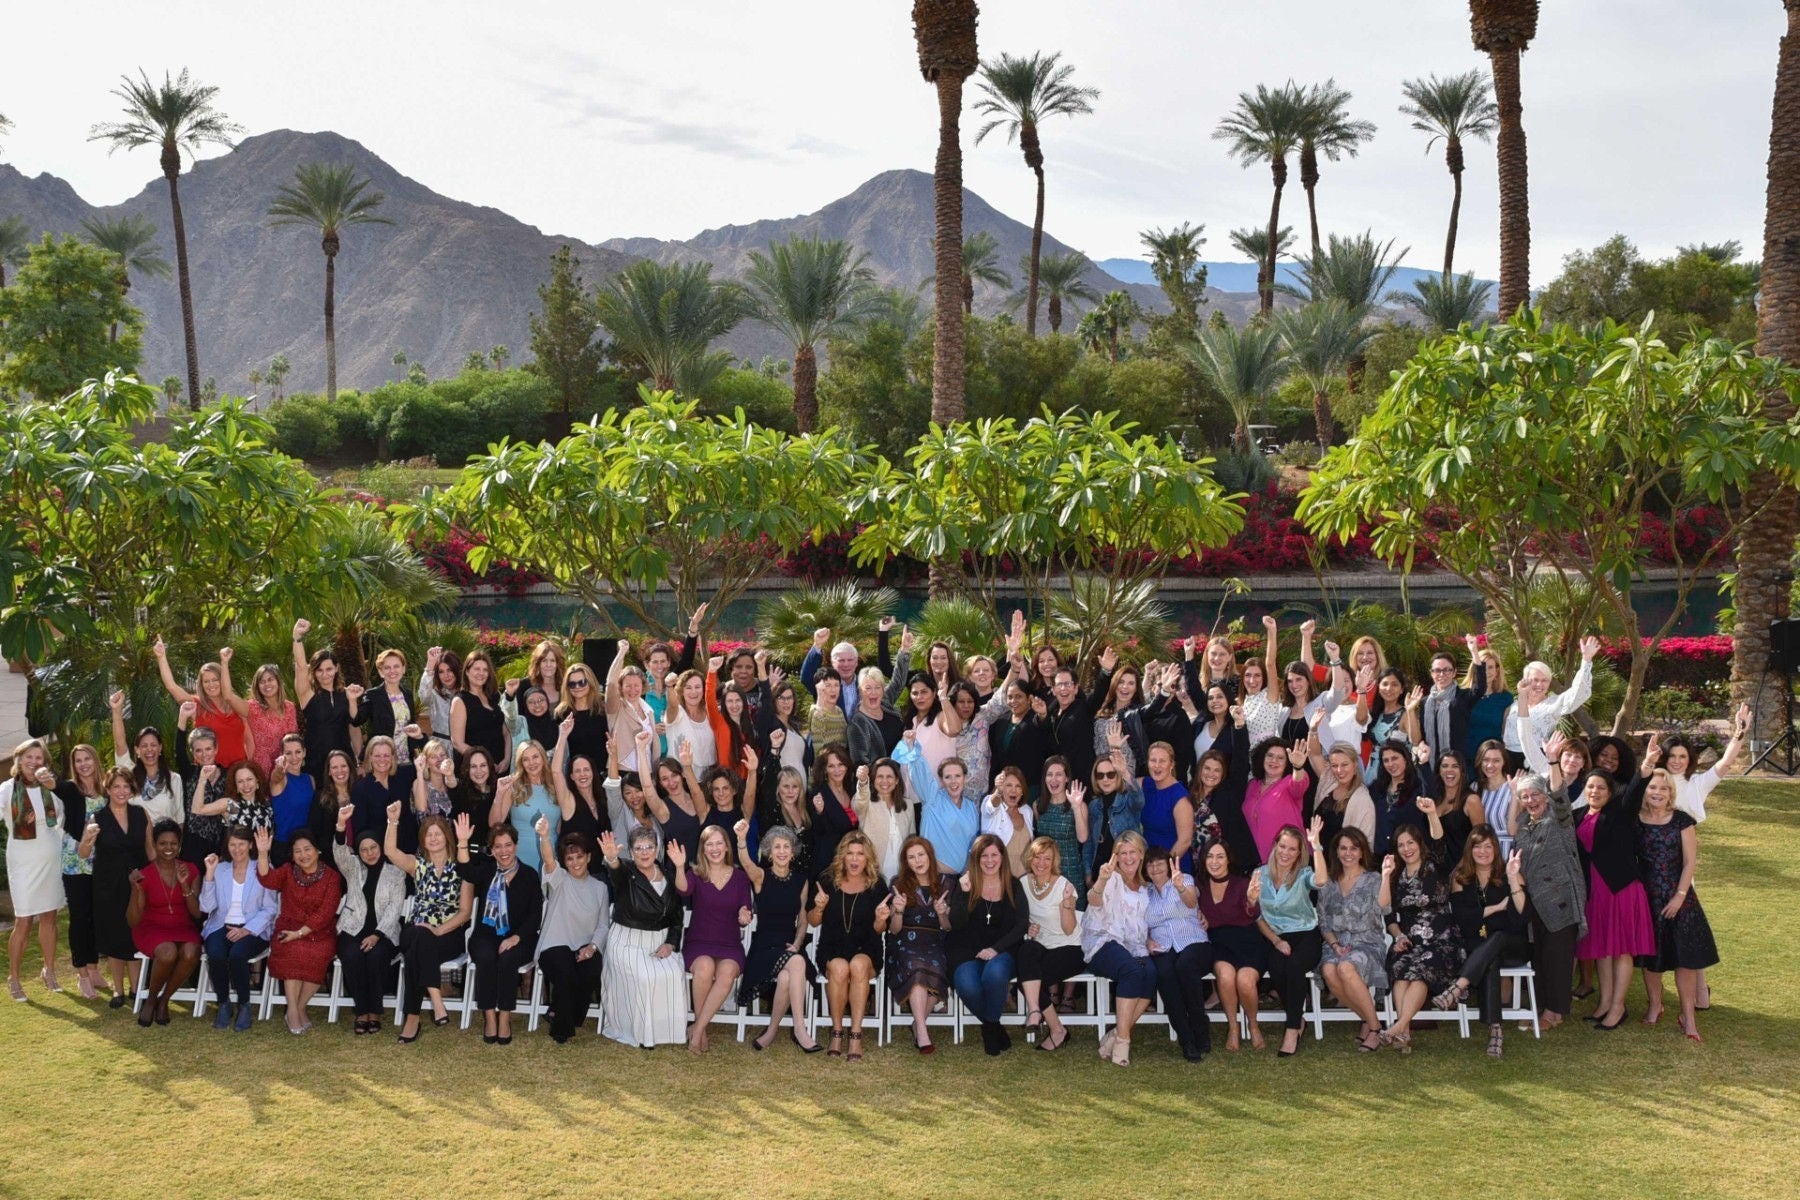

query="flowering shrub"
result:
[776,529,927,584]
[418,529,544,596]
[1599,634,1732,690]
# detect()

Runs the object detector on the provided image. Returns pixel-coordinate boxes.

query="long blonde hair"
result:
[825,830,882,890]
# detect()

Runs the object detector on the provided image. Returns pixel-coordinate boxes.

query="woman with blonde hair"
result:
[1503,635,1599,773]
[672,824,754,1054]
[493,736,561,873]
[553,656,609,775]
[56,743,109,998]
[1018,835,1082,1051]
[153,639,252,769]
[809,829,891,1062]
[1464,645,1512,765]
[1084,830,1156,1066]
[5,741,68,999]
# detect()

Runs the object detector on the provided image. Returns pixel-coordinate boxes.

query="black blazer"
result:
[608,861,685,951]
[1587,778,1646,895]
[1422,661,1486,764]
[462,857,544,957]
[355,685,418,742]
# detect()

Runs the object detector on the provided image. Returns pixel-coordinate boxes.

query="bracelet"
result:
[1329,660,1343,668]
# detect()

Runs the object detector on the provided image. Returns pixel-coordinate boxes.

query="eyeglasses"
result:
[1430,665,1454,674]
[567,677,590,688]
[1094,771,1117,781]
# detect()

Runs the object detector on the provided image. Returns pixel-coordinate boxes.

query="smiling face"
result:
[329,755,353,789]
[953,689,976,720]
[1645,773,1675,812]
[1378,673,1403,704]
[816,675,841,709]
[358,837,383,868]
[226,831,252,863]
[1471,834,1497,869]
[905,841,931,881]
[680,674,705,710]
[1207,686,1229,716]
[71,746,99,785]
[233,766,259,800]
[1352,640,1378,670]
[1334,834,1361,870]
[198,665,224,701]
[1381,747,1407,781]
[107,775,136,806]
[777,773,802,806]
[135,730,163,768]
[831,646,858,679]
[465,658,490,690]
[1204,842,1230,880]
[154,829,181,862]
[1029,845,1054,880]
[1147,745,1174,783]
[465,753,490,790]
[1330,749,1358,787]
[939,762,965,799]
[1440,756,1466,793]
[1261,743,1289,781]
[723,689,747,723]
[730,656,756,690]
[1205,640,1233,673]
[767,837,792,871]
[858,673,884,706]
[630,837,659,870]
[281,740,306,776]
[1664,745,1690,776]
[1005,683,1030,717]
[1034,647,1059,682]
[571,757,594,792]
[525,690,549,717]
[379,655,406,689]
[422,822,448,858]
[1396,830,1422,867]
[775,688,796,719]
[291,837,320,873]
[1114,839,1142,879]
[1145,855,1171,886]
[966,658,996,692]
[709,775,737,810]
[491,830,518,871]
[1479,747,1505,784]
[255,666,283,702]
[315,656,340,689]
[436,660,460,689]
[1273,831,1301,871]
[1285,669,1314,704]
[368,741,396,778]
[1238,663,1262,696]
[996,772,1022,806]
[657,764,684,796]
[190,736,217,767]
[1520,664,1551,700]
[824,752,849,786]
[928,645,950,677]
[564,843,591,877]
[701,827,729,866]
[645,649,671,680]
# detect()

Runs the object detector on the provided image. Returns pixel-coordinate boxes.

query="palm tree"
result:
[863,287,928,342]
[1230,225,1295,301]
[78,213,171,342]
[1275,300,1374,449]
[955,231,1013,314]
[1213,82,1310,316]
[1079,290,1142,362]
[89,69,242,410]
[1280,231,1409,316]
[266,163,393,403]
[593,259,744,392]
[1182,320,1287,450]
[1297,80,1377,259]
[1731,0,1800,744]
[742,235,878,431]
[912,0,981,424]
[0,215,32,289]
[1139,222,1208,333]
[1469,1,1539,317]
[0,112,12,149]
[1399,71,1499,277]
[1392,271,1494,332]
[974,51,1099,336]
[1026,250,1101,333]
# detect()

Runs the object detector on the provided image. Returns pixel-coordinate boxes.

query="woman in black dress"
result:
[291,619,360,779]
[90,767,153,1005]
[56,744,109,999]
[735,820,821,1052]
[451,650,508,774]
[883,834,956,1053]
[1379,823,1465,1054]
[808,830,890,1062]
[1636,768,1718,1042]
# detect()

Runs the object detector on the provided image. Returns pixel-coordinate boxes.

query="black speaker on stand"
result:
[1749,618,1800,776]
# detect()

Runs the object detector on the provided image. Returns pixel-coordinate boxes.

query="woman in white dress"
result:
[5,740,69,1000]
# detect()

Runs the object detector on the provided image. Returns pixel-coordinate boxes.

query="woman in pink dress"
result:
[1574,771,1653,1030]
[230,662,299,778]
[128,819,203,1025]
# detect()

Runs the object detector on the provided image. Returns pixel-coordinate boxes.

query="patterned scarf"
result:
[10,782,54,841]
[483,866,513,936]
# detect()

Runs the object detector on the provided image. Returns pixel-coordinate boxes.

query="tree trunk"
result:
[1731,0,1800,752]
[1444,136,1466,278]
[929,73,967,425]
[1048,294,1062,334]
[1026,165,1046,337]
[323,238,338,404]
[1300,141,1322,261]
[163,142,202,410]
[1489,47,1530,318]
[1263,156,1288,316]
[1312,385,1333,450]
[963,271,974,316]
[792,341,819,432]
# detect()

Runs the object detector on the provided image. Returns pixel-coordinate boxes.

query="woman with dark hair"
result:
[1305,717,1374,850]
[57,743,108,998]
[642,736,707,865]
[735,820,820,1052]
[128,819,203,1025]
[153,639,252,770]
[1144,844,1213,1063]
[981,765,1035,876]
[948,833,1028,1056]
[951,672,1013,798]
[1186,684,1235,763]
[224,762,274,838]
[1238,615,1287,744]
[1034,758,1088,901]
[458,822,543,1045]
[1419,635,1486,772]
[1360,671,1421,781]
[552,730,611,848]
[1197,839,1265,1051]
[1648,706,1750,824]
[1379,822,1465,1053]
[810,830,891,1062]
[897,670,964,782]
[385,806,474,1043]
[1084,831,1156,1066]
[5,742,67,1000]
[109,689,183,829]
[758,678,813,775]
[1239,734,1310,865]
[533,821,612,1045]
[1438,825,1530,1057]
[309,749,356,852]
[599,826,687,1049]
[673,824,753,1054]
[449,746,498,860]
[331,803,406,1035]
[1471,740,1517,854]
[268,735,315,863]
[897,730,980,875]
[808,744,859,871]
[291,619,359,779]
[1017,835,1082,1052]
[419,646,463,741]
[704,657,759,784]
[1312,820,1387,1053]
[1511,772,1585,1028]
[199,825,275,1031]
[1634,767,1719,1041]
[255,826,344,1035]
[1094,663,1150,776]
[91,767,153,1004]
[451,650,509,775]
[1251,824,1323,1057]
[884,834,955,1053]
[1577,770,1654,1030]
[851,760,908,885]
[1367,738,1426,858]
[989,672,1053,795]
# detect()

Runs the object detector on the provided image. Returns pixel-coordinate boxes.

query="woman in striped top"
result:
[1472,740,1516,853]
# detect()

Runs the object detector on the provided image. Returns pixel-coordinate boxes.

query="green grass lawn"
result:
[5,780,1799,1200]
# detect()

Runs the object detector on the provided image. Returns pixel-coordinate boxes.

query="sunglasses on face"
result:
[1094,771,1117,781]
[568,677,590,688]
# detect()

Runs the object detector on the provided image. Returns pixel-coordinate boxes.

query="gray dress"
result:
[1316,870,1389,992]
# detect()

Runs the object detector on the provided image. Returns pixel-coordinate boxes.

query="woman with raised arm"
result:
[1231,615,1286,744]
[895,728,979,874]
[736,820,820,1052]
[848,646,911,770]
[492,735,560,873]
[642,607,703,727]
[1085,734,1145,880]
[331,803,406,1035]
[226,661,298,778]
[56,744,108,998]
[850,760,909,885]
[267,735,315,863]
[758,676,812,775]
[1144,844,1213,1063]
[1093,660,1149,778]
[223,762,274,839]
[605,731,665,860]
[1419,635,1486,772]
[1084,831,1157,1066]
[507,685,560,762]
[599,826,687,1049]
[503,640,568,743]
[172,713,228,869]
[948,834,1028,1056]
[307,750,356,861]
[357,648,419,768]
[411,738,457,822]
[1241,735,1311,866]
[980,765,1035,876]
[418,647,463,741]
[458,821,542,1045]
[1463,644,1512,762]
[127,819,203,1025]
[290,620,359,779]
[153,638,252,769]
[5,743,68,999]
[704,657,758,785]
[1633,767,1719,1042]
[200,825,275,1031]
[110,689,184,829]
[554,659,610,778]
[1367,739,1427,859]
[643,740,708,866]
[1577,769,1653,1030]
[1504,635,1599,773]
[448,747,498,860]
[1197,839,1264,1051]
[1359,672,1420,781]
[533,819,611,1045]
[1437,827,1530,1058]
[552,724,611,847]
[253,826,342,1034]
[1035,759,1088,901]
[1017,836,1082,1051]
[1379,823,1465,1053]
[882,834,954,1054]
[1652,703,1751,825]
[1252,824,1323,1057]
[1306,713,1375,849]
[810,830,890,1062]
[1279,620,1331,743]
[664,668,719,774]
[450,649,508,775]
[385,805,474,1043]
[673,825,753,1054]
[1186,684,1235,764]
[1313,820,1388,1052]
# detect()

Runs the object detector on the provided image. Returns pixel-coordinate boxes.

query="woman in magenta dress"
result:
[128,819,203,1026]
[254,827,345,1034]
[672,824,754,1054]
[1574,771,1653,1030]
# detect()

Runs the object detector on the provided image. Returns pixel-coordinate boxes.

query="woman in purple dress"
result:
[672,823,753,1054]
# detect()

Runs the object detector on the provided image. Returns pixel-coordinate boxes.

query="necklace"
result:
[1028,876,1058,902]
[840,885,863,933]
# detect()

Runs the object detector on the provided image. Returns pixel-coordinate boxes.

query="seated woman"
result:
[1017,835,1083,1053]
[884,834,955,1054]
[1144,844,1213,1063]
[384,806,474,1043]
[127,819,203,1026]
[1251,824,1324,1057]
[458,823,543,1045]
[532,819,611,1045]
[1379,822,1465,1053]
[735,821,819,1053]
[1196,839,1265,1052]
[199,825,276,1031]
[809,830,891,1062]
[331,805,407,1035]
[1311,821,1387,1053]
[598,826,688,1049]
[948,833,1028,1056]
[1083,831,1157,1067]
[1438,824,1529,1057]
[255,827,344,1035]
[673,824,753,1054]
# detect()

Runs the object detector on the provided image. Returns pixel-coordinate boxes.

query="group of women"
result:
[2,616,1737,1061]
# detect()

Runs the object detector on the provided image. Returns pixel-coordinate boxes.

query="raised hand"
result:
[1465,632,1480,654]
[742,743,760,774]
[533,814,550,837]
[813,627,832,649]
[1229,703,1246,727]
[495,776,513,800]
[812,887,829,913]
[1098,645,1118,673]
[1262,614,1278,634]
[179,700,198,723]
[1736,702,1753,734]
[344,684,365,702]
[1544,729,1568,761]
[1067,780,1087,806]
[292,619,311,641]
[675,740,693,769]
[706,656,724,675]
[855,764,869,785]
[1415,794,1435,815]
[1300,619,1317,639]
[1106,726,1127,751]
[1381,854,1396,877]
[1182,635,1197,659]
[1355,664,1376,692]
[32,765,55,789]
[1406,685,1425,711]
[873,897,891,925]
[667,839,687,868]
[899,625,915,653]
[891,887,908,912]
[688,602,709,636]
[812,792,825,814]
[767,728,785,751]
[932,892,950,921]
[901,728,916,746]
[152,635,167,658]
[1244,872,1262,907]
[1505,850,1524,885]
[385,800,403,823]
[402,723,422,740]
[1287,741,1307,769]
[733,818,750,843]
[110,689,126,712]
[1097,860,1116,884]
[253,827,273,857]
[598,831,619,863]
[768,665,785,690]
[1412,742,1432,765]
[559,714,575,740]
[1030,696,1048,719]
[878,616,895,633]
[218,646,233,667]
[1323,640,1341,663]
[426,646,442,667]
[336,804,352,831]
[1308,814,1324,844]
[453,812,474,845]
[504,678,522,698]
[1579,634,1600,662]
[203,853,220,878]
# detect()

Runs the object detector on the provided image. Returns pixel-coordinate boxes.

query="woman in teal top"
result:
[494,739,561,873]
[1250,823,1323,1056]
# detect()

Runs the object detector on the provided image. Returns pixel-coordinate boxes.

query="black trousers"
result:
[337,932,397,1018]
[1268,928,1324,1030]
[63,874,97,969]
[1016,941,1086,987]
[1462,931,1531,1025]
[1529,912,1578,1017]
[401,923,466,1012]
[538,945,604,1041]
[1151,943,1215,1054]
[468,924,533,1012]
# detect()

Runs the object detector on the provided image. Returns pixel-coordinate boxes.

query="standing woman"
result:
[356,648,418,767]
[291,620,360,779]
[308,750,357,853]
[552,733,611,848]
[351,737,414,855]
[1137,741,1195,874]
[736,821,820,1052]
[450,650,509,775]
[110,690,184,828]
[57,744,109,998]
[411,739,457,822]
[492,737,560,873]
[599,827,689,1049]
[809,830,891,1062]
[1379,823,1465,1053]
[418,647,462,742]
[127,819,203,1025]
[556,660,610,779]
[1197,840,1265,1051]
[1312,821,1388,1053]
[1576,771,1654,1030]
[268,735,316,862]
[1093,664,1150,777]
[848,665,908,770]
[851,761,910,885]
[807,745,860,870]
[1251,824,1324,1057]
[331,806,406,1036]
[4,743,68,999]
[1359,672,1419,781]
[254,827,343,1035]
[228,662,298,778]
[1305,721,1375,850]
[1510,772,1585,1028]
[1503,636,1598,773]
[664,669,719,774]
[1634,768,1718,1041]
[1419,636,1486,771]
[1439,826,1530,1058]
[604,650,657,774]
[1237,615,1287,743]
[532,820,611,1045]
[1464,645,1512,764]
[704,658,757,783]
[449,747,498,861]
[759,677,812,776]
[90,768,153,1005]
[1652,704,1751,824]
[153,639,251,770]
[172,716,228,868]
[1241,736,1310,865]
[1367,740,1427,858]
[1084,831,1157,1066]
[1017,836,1082,1052]
[988,672,1053,796]
[384,806,474,1043]
[199,826,276,1031]
[1034,761,1088,901]
[980,766,1035,876]
[672,825,753,1053]
[224,763,274,838]
[458,823,542,1045]
[948,834,1028,1056]
[1471,740,1517,853]
[504,640,567,741]
[884,834,955,1053]
[640,733,707,865]
[1085,736,1145,881]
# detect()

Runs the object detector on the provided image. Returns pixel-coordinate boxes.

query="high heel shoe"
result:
[826,1030,844,1058]
[791,1029,824,1054]
[846,1032,864,1063]
[39,968,62,994]
[1594,1011,1628,1031]
[1109,1036,1131,1066]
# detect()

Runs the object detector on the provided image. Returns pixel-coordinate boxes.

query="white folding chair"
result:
[1499,964,1541,1037]
[132,950,206,1016]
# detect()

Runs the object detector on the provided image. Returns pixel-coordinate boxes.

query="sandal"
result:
[846,1032,864,1063]
[1038,1027,1069,1053]
[1394,1031,1412,1055]
[826,1030,844,1058]
[1026,1009,1045,1044]
[1431,982,1468,1011]
[1358,1030,1381,1053]
[1487,1024,1504,1058]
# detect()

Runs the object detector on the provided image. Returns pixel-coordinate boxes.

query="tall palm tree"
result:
[593,259,744,392]
[1297,80,1377,260]
[1469,1,1539,317]
[1392,271,1494,332]
[863,287,929,342]
[1140,221,1208,333]
[1214,82,1310,316]
[1399,71,1499,277]
[1275,300,1374,449]
[267,163,393,403]
[1229,225,1295,301]
[89,69,241,410]
[0,215,32,289]
[1280,231,1409,317]
[925,231,1013,314]
[974,51,1099,336]
[1732,0,1800,744]
[912,0,981,425]
[1182,320,1287,450]
[1025,250,1101,333]
[79,213,171,342]
[742,235,878,431]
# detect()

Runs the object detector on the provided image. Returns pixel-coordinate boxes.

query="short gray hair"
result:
[628,827,660,852]
[832,641,858,660]
[1514,772,1549,796]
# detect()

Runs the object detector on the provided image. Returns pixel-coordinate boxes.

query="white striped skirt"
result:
[600,923,688,1047]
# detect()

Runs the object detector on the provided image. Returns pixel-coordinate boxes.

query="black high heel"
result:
[791,1029,823,1054]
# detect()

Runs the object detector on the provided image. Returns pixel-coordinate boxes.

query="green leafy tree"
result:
[0,235,143,400]
[78,213,171,344]
[1080,291,1142,362]
[527,246,602,414]
[818,320,932,461]
[89,69,242,409]
[593,259,743,391]
[1393,271,1494,332]
[742,235,878,432]
[861,287,928,342]
[0,215,33,288]
[1024,250,1100,334]
[1139,222,1209,334]
[461,351,487,373]
[912,0,981,424]
[1299,312,1800,732]
[489,345,509,370]
[1297,79,1377,259]
[1275,299,1374,449]
[1399,70,1498,276]
[160,375,182,408]
[974,51,1099,335]
[1214,82,1310,315]
[1280,231,1409,316]
[1539,234,1640,327]
[1181,318,1287,449]
[267,163,393,403]
[1469,0,1539,317]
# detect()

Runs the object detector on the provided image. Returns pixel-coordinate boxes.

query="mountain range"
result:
[1096,256,1495,300]
[0,129,1270,394]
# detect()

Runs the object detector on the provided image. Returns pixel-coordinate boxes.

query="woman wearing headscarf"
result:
[331,803,407,1035]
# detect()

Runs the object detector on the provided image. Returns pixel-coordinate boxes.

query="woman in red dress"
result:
[254,827,344,1034]
[153,638,253,770]
[128,819,203,1026]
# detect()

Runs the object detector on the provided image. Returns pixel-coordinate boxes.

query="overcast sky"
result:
[3,1,1784,281]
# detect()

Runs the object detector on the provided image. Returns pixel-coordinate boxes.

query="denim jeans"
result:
[952,953,1016,1023]
[203,928,268,1007]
